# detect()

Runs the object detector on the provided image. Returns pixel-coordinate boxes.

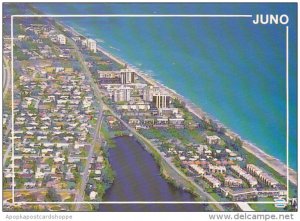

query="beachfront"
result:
[65,21,294,204]
[86,32,297,187]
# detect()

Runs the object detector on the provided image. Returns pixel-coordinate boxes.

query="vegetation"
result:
[102,160,115,189]
[14,45,29,60]
[45,187,61,202]
[172,98,185,109]
[3,91,12,110]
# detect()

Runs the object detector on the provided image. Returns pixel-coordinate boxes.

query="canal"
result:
[99,136,209,212]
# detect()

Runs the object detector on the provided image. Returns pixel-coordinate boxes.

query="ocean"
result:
[33,3,297,170]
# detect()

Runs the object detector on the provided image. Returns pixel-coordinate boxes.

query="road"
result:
[3,56,11,95]
[74,113,103,210]
[3,143,12,167]
[4,119,12,136]
[67,37,105,210]
[3,55,12,167]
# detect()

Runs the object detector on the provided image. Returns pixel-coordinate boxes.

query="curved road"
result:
[3,56,11,95]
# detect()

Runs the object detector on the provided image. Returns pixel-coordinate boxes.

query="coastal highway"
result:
[3,56,11,95]
[68,36,105,210]
[2,55,12,167]
[74,112,103,210]
[3,143,12,167]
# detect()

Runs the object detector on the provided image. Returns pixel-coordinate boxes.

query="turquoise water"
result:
[34,3,297,170]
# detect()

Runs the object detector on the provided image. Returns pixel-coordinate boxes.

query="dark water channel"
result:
[99,136,208,212]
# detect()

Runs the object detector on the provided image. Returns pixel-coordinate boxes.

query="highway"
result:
[3,143,12,167]
[3,56,11,95]
[3,55,12,167]
[67,38,105,210]
[74,112,103,210]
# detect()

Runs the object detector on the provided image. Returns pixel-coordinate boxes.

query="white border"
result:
[10,14,289,205]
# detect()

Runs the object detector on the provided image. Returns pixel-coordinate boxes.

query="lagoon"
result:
[99,136,209,212]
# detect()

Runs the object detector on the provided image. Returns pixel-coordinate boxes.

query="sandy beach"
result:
[65,23,297,186]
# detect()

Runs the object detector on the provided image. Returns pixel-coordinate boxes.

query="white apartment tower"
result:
[113,86,132,102]
[143,86,160,102]
[120,69,135,84]
[153,93,171,109]
[57,34,66,45]
[87,38,97,53]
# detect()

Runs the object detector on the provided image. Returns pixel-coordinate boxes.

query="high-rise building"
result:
[120,69,135,84]
[57,34,66,45]
[153,93,170,109]
[143,86,159,102]
[87,39,97,53]
[113,86,132,102]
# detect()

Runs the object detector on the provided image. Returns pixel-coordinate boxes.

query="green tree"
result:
[45,187,61,202]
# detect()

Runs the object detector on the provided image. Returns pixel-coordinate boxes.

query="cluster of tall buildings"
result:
[99,68,171,109]
[56,34,96,53]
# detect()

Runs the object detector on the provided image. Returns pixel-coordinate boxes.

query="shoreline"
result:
[64,23,297,186]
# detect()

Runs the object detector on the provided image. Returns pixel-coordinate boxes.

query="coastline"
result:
[64,23,297,186]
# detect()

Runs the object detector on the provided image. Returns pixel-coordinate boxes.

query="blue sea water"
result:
[33,3,297,170]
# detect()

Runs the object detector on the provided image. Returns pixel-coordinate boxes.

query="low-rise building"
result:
[247,164,279,187]
[231,165,258,187]
[224,176,243,187]
[89,191,98,200]
[206,135,221,145]
[209,164,226,174]
[189,164,205,176]
[203,174,221,188]
[221,187,257,201]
